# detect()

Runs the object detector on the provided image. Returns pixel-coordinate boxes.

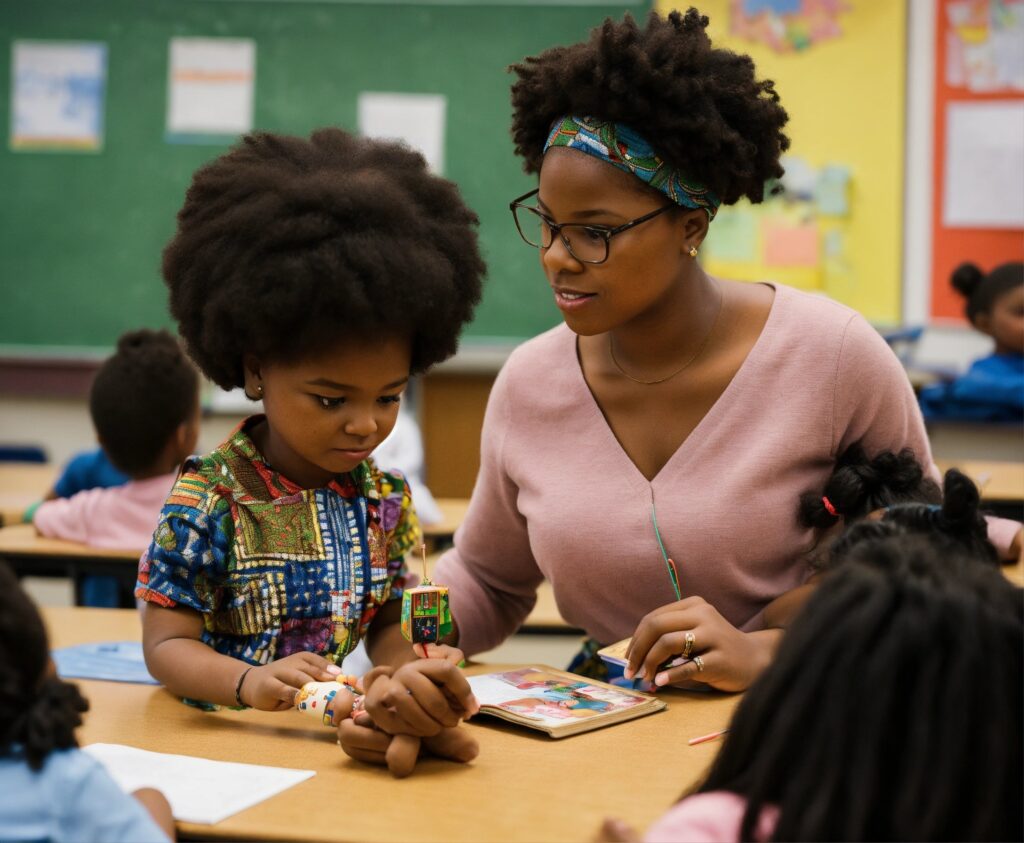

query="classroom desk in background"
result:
[44,606,738,843]
[935,459,1024,521]
[0,523,140,605]
[0,461,54,526]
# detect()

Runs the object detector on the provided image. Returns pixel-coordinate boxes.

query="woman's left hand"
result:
[624,596,779,693]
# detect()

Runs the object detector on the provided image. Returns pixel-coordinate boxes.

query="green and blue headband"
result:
[544,116,721,221]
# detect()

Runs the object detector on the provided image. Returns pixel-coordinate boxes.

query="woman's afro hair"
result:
[163,128,486,390]
[509,8,790,205]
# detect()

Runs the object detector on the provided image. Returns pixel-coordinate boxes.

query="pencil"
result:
[688,728,728,746]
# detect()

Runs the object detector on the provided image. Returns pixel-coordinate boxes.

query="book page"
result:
[468,668,649,727]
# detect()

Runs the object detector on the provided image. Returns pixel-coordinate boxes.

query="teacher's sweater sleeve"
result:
[433,359,544,657]
[830,313,1020,557]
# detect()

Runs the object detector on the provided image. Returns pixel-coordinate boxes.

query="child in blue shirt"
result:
[137,129,484,748]
[919,261,1024,422]
[0,562,174,842]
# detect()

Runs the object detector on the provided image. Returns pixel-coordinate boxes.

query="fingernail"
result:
[326,665,342,675]
[623,667,634,679]
[654,672,669,686]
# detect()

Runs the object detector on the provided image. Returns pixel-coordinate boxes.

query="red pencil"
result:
[688,728,729,746]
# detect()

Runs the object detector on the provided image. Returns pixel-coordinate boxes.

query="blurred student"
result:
[606,529,1022,842]
[0,562,175,841]
[32,329,199,605]
[919,261,1024,423]
[36,447,129,502]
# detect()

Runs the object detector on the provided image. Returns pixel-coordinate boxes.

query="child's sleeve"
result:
[32,490,95,544]
[135,471,230,613]
[380,470,421,601]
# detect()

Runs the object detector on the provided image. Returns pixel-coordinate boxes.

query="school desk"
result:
[422,497,470,552]
[43,606,739,843]
[0,523,140,605]
[0,461,54,526]
[935,459,1024,521]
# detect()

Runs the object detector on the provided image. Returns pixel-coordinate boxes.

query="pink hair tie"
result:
[822,496,839,517]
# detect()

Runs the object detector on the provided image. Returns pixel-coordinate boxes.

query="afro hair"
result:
[163,128,486,390]
[509,8,790,206]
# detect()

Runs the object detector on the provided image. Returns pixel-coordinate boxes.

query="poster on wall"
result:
[357,92,447,174]
[945,0,1024,92]
[166,38,255,143]
[10,41,107,152]
[942,100,1024,228]
[729,0,850,53]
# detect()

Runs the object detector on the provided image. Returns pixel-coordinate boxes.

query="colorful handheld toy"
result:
[401,544,453,645]
[295,676,361,726]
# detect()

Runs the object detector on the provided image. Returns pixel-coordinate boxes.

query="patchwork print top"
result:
[135,417,419,666]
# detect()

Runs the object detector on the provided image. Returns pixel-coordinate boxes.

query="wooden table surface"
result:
[45,606,738,843]
[0,462,54,526]
[935,459,1024,503]
[0,522,141,559]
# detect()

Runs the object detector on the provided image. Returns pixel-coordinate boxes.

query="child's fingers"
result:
[269,677,306,706]
[337,717,391,759]
[326,690,356,725]
[422,726,479,763]
[382,683,447,736]
[408,660,479,715]
[385,734,422,778]
[293,652,343,680]
[362,680,407,735]
[400,671,464,729]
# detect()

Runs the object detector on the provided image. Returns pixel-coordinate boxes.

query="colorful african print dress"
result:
[135,417,420,666]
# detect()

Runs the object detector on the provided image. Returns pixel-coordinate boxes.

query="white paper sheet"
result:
[83,743,314,825]
[166,37,255,140]
[357,92,447,174]
[942,100,1024,228]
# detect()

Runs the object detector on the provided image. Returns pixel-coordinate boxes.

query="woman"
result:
[433,9,1021,692]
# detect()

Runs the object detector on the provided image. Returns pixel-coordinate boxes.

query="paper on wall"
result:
[166,38,255,141]
[84,743,314,825]
[358,92,447,174]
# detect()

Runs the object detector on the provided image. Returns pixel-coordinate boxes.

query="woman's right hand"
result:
[239,652,343,711]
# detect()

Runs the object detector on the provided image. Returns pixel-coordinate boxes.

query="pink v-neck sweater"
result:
[435,284,1021,656]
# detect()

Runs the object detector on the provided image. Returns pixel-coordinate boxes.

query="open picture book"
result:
[466,666,666,738]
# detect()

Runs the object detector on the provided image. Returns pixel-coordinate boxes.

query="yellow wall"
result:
[655,1,907,323]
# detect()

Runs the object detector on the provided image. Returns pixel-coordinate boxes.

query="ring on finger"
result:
[693,654,705,672]
[682,631,695,659]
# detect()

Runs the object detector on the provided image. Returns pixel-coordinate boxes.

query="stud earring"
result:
[257,384,263,396]
[688,245,699,258]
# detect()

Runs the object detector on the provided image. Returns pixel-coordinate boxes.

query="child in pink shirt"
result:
[33,330,199,601]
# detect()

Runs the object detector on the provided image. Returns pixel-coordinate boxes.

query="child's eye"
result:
[378,394,402,406]
[316,395,345,409]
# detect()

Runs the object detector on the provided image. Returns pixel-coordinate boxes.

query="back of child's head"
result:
[0,563,89,771]
[696,533,1022,841]
[799,443,941,530]
[90,328,199,476]
[952,261,1024,324]
[162,128,486,391]
[829,467,999,567]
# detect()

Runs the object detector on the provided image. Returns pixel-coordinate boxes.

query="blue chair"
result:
[0,445,47,463]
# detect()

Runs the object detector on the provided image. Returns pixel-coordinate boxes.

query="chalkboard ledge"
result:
[0,355,103,398]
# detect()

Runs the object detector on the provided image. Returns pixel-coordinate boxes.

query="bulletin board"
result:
[655,0,907,324]
[930,0,1024,321]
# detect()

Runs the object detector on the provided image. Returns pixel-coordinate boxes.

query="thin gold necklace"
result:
[608,280,725,386]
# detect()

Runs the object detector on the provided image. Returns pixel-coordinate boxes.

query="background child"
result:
[39,446,129,502]
[919,261,1024,422]
[629,531,1023,842]
[0,562,175,842]
[30,329,200,606]
[137,128,483,736]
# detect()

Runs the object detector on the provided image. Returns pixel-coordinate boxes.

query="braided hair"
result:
[0,563,89,771]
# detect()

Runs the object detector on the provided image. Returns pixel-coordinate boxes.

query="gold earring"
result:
[688,245,699,258]
[257,384,263,396]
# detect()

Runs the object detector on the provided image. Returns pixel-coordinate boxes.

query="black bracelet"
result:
[234,666,254,708]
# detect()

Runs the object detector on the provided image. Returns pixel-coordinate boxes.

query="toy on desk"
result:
[401,544,453,647]
[295,676,362,726]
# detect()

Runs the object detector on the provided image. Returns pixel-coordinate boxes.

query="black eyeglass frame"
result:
[508,188,676,265]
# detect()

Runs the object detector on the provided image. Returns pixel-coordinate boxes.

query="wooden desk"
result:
[0,462,54,526]
[44,606,738,843]
[0,523,141,604]
[935,459,1024,503]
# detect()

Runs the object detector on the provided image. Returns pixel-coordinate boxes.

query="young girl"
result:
[136,128,483,734]
[919,261,1024,422]
[618,530,1023,842]
[0,563,175,842]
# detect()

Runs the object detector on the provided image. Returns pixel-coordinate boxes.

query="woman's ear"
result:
[679,209,710,255]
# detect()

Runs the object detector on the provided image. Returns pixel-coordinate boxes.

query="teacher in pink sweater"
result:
[434,10,1021,692]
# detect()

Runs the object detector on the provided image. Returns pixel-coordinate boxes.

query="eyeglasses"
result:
[509,188,675,265]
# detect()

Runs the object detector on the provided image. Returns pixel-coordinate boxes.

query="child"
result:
[919,261,1024,422]
[136,128,483,734]
[31,329,200,606]
[0,562,175,841]
[40,446,129,502]
[627,531,1023,842]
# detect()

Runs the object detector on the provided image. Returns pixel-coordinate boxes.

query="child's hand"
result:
[240,653,343,711]
[411,642,465,663]
[336,710,478,778]
[362,659,479,736]
[596,818,640,842]
[625,596,775,693]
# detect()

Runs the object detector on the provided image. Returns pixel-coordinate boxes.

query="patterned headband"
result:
[544,116,720,221]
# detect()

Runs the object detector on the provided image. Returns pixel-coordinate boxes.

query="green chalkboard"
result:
[0,0,649,354]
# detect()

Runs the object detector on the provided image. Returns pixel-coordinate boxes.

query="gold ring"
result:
[693,655,705,672]
[682,631,695,659]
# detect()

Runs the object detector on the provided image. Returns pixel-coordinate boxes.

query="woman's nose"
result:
[541,233,583,274]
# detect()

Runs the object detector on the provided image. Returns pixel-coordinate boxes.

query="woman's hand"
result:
[411,642,465,663]
[335,710,479,778]
[625,596,778,693]
[239,653,343,711]
[361,659,479,736]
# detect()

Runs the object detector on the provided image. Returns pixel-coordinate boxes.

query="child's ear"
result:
[242,353,264,400]
[972,312,993,336]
